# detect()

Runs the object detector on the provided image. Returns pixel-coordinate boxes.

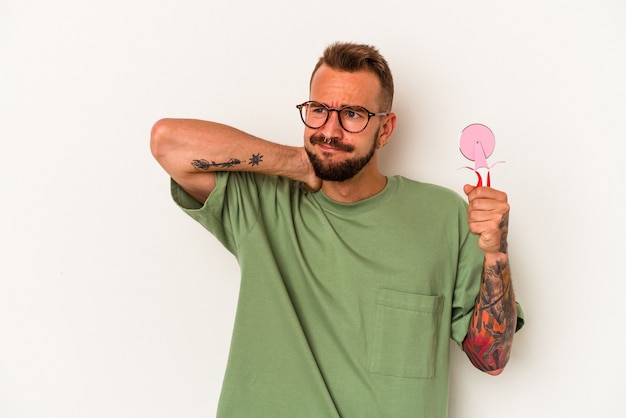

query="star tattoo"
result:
[248,153,263,166]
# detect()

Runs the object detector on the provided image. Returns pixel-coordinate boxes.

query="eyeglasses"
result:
[296,101,389,133]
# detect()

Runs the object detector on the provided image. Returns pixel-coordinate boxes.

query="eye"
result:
[342,107,367,120]
[308,102,327,115]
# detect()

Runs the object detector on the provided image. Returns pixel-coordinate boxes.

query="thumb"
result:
[463,184,476,197]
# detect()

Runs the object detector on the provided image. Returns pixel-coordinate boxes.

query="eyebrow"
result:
[313,101,368,110]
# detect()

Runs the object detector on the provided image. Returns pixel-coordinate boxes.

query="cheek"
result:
[303,131,315,145]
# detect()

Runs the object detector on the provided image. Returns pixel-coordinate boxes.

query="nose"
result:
[319,109,344,136]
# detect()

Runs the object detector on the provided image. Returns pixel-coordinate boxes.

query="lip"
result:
[312,139,353,153]
[316,144,350,155]
[318,143,339,151]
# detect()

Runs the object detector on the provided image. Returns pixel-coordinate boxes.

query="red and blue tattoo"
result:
[463,213,517,373]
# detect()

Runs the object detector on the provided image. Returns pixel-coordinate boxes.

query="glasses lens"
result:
[298,102,374,133]
[300,102,327,129]
[339,107,369,133]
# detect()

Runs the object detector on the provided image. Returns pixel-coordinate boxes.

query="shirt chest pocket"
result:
[369,289,444,379]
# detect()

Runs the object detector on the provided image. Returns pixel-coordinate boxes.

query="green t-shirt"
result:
[172,173,495,417]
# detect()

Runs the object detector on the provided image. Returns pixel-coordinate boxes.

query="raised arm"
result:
[150,118,320,203]
[462,185,518,375]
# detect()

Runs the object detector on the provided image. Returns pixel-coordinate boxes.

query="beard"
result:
[305,133,378,182]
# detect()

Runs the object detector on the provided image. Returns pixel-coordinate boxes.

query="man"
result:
[151,42,523,417]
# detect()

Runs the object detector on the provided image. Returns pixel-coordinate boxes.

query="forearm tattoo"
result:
[463,259,516,372]
[191,154,264,171]
[499,212,509,254]
[192,158,241,170]
[248,153,263,166]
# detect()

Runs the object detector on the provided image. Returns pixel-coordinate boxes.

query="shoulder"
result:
[394,175,466,205]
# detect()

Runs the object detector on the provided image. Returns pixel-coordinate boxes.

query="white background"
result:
[1,1,624,417]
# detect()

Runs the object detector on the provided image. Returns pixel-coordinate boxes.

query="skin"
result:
[150,64,516,374]
[462,184,516,375]
[302,65,396,202]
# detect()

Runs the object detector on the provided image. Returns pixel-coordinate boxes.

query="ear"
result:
[377,112,397,149]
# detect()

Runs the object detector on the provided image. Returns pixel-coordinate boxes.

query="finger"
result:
[469,199,510,215]
[468,212,503,226]
[469,186,508,202]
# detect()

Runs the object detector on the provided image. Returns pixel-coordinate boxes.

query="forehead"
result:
[310,65,381,108]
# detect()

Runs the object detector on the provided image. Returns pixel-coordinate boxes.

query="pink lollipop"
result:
[459,123,503,187]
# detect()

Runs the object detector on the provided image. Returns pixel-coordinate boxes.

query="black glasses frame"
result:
[296,101,389,133]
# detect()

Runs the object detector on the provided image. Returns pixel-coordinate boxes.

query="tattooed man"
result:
[151,42,524,418]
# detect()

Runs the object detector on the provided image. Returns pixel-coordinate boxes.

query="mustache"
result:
[310,135,354,152]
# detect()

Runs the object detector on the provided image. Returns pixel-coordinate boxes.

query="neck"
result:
[321,169,387,203]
